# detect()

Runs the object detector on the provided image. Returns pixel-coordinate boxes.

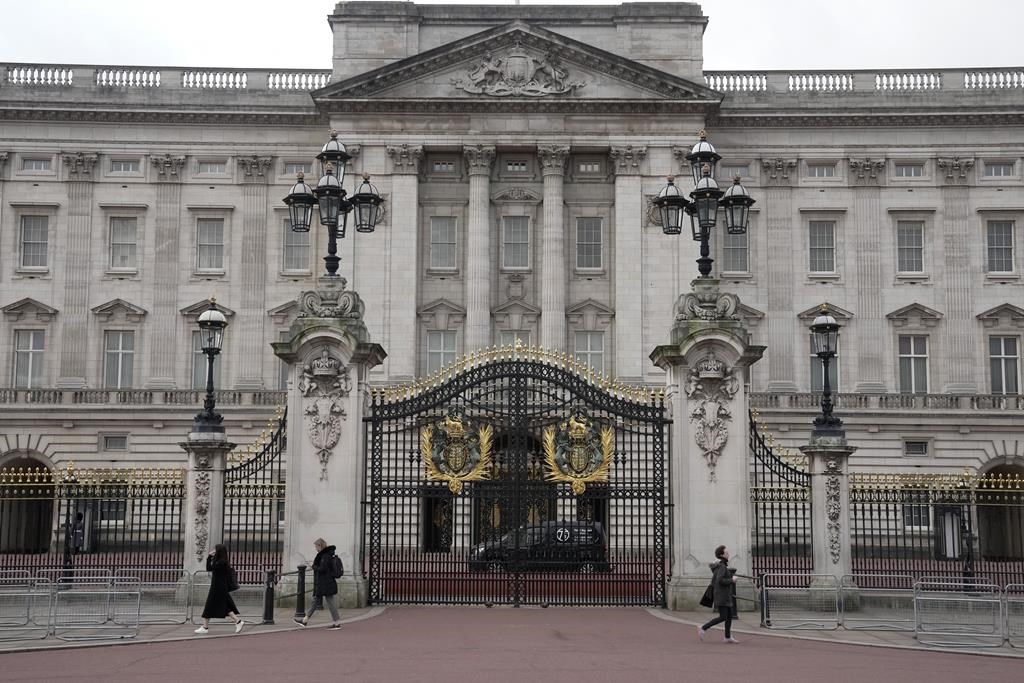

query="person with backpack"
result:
[698,544,739,643]
[295,538,343,630]
[195,544,245,634]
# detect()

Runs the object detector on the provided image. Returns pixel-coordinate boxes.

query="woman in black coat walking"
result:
[698,545,739,643]
[294,538,342,629]
[194,544,245,634]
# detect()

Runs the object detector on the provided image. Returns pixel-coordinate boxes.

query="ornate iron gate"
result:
[365,350,669,606]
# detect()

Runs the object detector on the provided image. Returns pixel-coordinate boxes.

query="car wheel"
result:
[579,562,596,574]
[486,561,504,573]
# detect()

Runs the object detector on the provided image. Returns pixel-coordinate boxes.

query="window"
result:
[110,159,139,173]
[499,330,531,347]
[898,335,928,394]
[896,221,924,273]
[21,158,51,171]
[990,336,1020,395]
[578,161,601,174]
[13,330,45,388]
[432,160,456,173]
[575,217,602,270]
[284,162,311,176]
[196,218,225,271]
[986,221,1015,273]
[902,491,931,531]
[574,331,604,374]
[197,161,226,175]
[103,435,128,451]
[808,221,836,273]
[502,216,530,269]
[894,164,924,178]
[282,218,310,271]
[109,217,138,270]
[722,231,748,273]
[19,215,48,269]
[429,217,457,270]
[807,164,835,178]
[506,160,528,173]
[426,331,457,374]
[191,330,222,390]
[984,162,1015,177]
[809,334,839,393]
[98,500,127,524]
[904,441,929,457]
[104,331,135,389]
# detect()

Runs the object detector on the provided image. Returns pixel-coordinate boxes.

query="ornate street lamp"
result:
[653,130,755,278]
[193,299,228,434]
[283,130,385,276]
[809,306,844,438]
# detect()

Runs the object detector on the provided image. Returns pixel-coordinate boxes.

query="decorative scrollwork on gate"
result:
[542,408,613,495]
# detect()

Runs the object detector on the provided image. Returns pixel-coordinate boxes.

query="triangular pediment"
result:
[977,303,1024,328]
[736,303,766,328]
[267,300,300,325]
[180,300,236,319]
[886,303,943,328]
[797,303,855,322]
[315,21,721,114]
[419,298,466,331]
[91,298,147,322]
[493,299,541,315]
[2,297,58,322]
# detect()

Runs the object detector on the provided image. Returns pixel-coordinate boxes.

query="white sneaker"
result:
[724,637,740,644]
[194,626,209,634]
[234,620,245,634]
[698,627,706,642]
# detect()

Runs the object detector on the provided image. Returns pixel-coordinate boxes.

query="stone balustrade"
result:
[4,63,331,91]
[704,68,1024,94]
[0,388,287,407]
[749,392,1024,412]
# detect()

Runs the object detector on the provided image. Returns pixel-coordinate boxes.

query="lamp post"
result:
[809,306,844,439]
[653,130,755,278]
[193,300,228,434]
[61,465,78,578]
[283,130,384,277]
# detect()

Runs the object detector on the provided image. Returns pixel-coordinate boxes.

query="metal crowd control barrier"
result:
[761,573,840,630]
[913,578,1004,648]
[1005,584,1024,648]
[114,569,190,624]
[52,577,141,641]
[190,571,263,626]
[839,574,915,631]
[0,571,52,641]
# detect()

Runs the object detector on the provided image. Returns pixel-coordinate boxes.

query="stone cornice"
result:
[463,145,496,176]
[386,144,424,175]
[710,111,1024,128]
[609,145,646,176]
[537,145,570,176]
[0,107,324,127]
[62,152,98,179]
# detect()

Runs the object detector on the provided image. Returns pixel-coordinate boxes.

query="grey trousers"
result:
[306,593,340,623]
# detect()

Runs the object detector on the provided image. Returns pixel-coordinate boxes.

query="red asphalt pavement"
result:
[2,608,1019,683]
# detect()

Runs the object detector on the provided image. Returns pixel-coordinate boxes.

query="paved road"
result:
[3,608,1019,683]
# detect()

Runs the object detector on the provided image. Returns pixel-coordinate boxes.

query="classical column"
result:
[385,144,423,380]
[56,153,98,388]
[761,159,799,392]
[463,145,496,352]
[849,159,887,392]
[937,157,978,393]
[233,155,274,389]
[538,145,570,351]
[180,431,234,575]
[610,145,646,381]
[146,155,187,388]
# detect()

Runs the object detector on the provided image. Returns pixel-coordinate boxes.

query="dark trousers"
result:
[701,606,733,638]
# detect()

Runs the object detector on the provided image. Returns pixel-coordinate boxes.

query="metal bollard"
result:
[263,569,276,625]
[294,565,307,621]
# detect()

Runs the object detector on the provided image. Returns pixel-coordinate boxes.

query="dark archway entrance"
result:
[0,456,54,557]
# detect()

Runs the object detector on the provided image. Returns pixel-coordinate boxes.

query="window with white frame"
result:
[19,215,49,269]
[809,333,839,393]
[894,164,924,178]
[110,159,139,173]
[575,217,602,270]
[989,336,1020,395]
[807,163,835,178]
[506,160,528,173]
[808,221,836,273]
[103,330,135,389]
[429,217,457,270]
[499,330,531,347]
[902,490,931,531]
[898,335,929,394]
[896,221,924,273]
[503,216,530,269]
[282,218,310,271]
[196,218,225,271]
[191,330,222,390]
[197,160,226,175]
[722,231,748,273]
[426,331,457,374]
[98,500,127,524]
[13,330,45,389]
[432,159,456,173]
[109,217,138,271]
[574,331,604,374]
[578,160,601,174]
[284,162,311,176]
[986,220,1015,273]
[21,158,51,171]
[984,162,1015,177]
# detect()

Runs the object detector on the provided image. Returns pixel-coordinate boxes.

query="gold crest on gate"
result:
[543,408,613,495]
[421,407,493,494]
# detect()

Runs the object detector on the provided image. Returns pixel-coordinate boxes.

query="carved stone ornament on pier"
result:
[675,278,739,322]
[760,158,798,185]
[825,457,842,564]
[937,156,975,182]
[62,152,99,178]
[299,278,366,322]
[237,155,274,179]
[0,152,8,174]
[194,470,211,563]
[609,145,646,175]
[452,44,585,97]
[299,348,353,481]
[684,350,739,482]
[151,154,186,179]
[849,158,885,184]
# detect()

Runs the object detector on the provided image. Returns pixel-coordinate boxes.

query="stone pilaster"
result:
[938,158,978,393]
[801,438,856,581]
[761,159,799,392]
[56,153,99,388]
[538,145,570,351]
[385,144,422,380]
[181,432,234,575]
[234,157,274,389]
[610,145,646,381]
[146,155,187,388]
[273,276,386,608]
[463,145,496,352]
[849,159,887,392]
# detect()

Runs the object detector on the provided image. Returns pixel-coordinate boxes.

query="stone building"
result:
[1,0,1021,481]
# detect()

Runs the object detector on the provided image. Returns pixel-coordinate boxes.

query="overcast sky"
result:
[1,0,1020,71]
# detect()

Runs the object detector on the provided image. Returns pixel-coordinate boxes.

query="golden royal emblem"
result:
[421,407,493,494]
[543,408,613,495]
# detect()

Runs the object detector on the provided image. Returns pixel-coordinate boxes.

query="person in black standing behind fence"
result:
[295,538,343,630]
[698,545,739,643]
[194,543,245,635]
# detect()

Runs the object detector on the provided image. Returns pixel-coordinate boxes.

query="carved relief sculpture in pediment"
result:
[452,43,585,97]
[299,348,353,481]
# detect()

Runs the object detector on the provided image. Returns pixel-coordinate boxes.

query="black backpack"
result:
[331,554,344,578]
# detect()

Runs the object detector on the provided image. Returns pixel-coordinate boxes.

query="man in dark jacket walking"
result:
[295,538,343,630]
[698,545,739,643]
